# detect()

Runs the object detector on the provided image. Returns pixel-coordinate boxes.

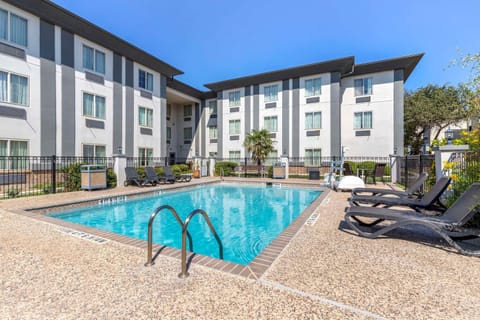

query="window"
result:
[354,78,372,96]
[82,45,105,74]
[305,112,322,129]
[0,9,27,47]
[83,144,106,157]
[229,151,241,161]
[184,127,192,140]
[209,100,217,115]
[138,147,153,166]
[264,116,278,132]
[229,91,241,106]
[305,78,321,97]
[354,111,373,129]
[209,127,218,139]
[0,139,28,169]
[82,93,106,119]
[139,69,153,91]
[166,104,171,120]
[138,107,153,127]
[229,119,241,135]
[264,85,278,102]
[0,71,28,106]
[305,149,321,166]
[166,127,172,140]
[184,105,192,118]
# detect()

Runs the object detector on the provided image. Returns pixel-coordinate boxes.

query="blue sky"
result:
[53,0,480,91]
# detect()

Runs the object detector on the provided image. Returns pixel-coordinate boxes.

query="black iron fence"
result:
[390,154,435,192]
[0,156,113,199]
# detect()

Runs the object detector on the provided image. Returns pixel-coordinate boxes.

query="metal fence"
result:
[390,154,435,192]
[444,151,480,197]
[0,156,113,199]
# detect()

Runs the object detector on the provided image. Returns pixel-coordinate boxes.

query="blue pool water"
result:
[49,184,321,265]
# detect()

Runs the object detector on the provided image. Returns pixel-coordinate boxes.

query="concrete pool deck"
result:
[0,177,479,319]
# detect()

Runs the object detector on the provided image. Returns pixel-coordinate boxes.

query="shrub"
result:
[215,161,238,176]
[266,165,273,178]
[106,168,117,188]
[62,163,116,191]
[7,188,20,198]
[171,164,191,175]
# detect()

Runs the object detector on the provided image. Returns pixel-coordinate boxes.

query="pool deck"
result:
[1,177,479,319]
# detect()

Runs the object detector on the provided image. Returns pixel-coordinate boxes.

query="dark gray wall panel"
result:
[265,102,276,109]
[113,53,122,84]
[85,71,105,85]
[125,58,134,88]
[140,127,152,135]
[140,90,152,99]
[41,59,56,156]
[306,97,320,104]
[0,42,25,59]
[230,135,239,141]
[113,83,123,152]
[230,107,239,113]
[330,72,341,157]
[253,85,259,130]
[85,118,104,129]
[195,103,200,154]
[125,87,134,156]
[160,75,167,99]
[0,105,26,119]
[244,86,251,135]
[201,100,206,156]
[356,96,371,103]
[61,66,75,155]
[217,91,223,158]
[40,19,55,61]
[393,69,404,155]
[61,29,74,67]
[292,78,300,157]
[306,130,320,136]
[282,80,289,156]
[355,130,371,136]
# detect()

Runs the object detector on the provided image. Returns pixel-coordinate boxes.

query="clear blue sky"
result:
[53,0,480,91]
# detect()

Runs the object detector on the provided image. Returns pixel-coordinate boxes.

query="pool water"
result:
[49,184,321,265]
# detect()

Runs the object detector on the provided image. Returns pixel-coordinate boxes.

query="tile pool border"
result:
[15,180,331,279]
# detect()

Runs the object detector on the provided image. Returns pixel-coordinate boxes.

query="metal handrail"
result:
[145,205,193,266]
[179,209,223,278]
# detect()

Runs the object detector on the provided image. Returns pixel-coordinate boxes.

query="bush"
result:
[171,164,191,175]
[62,163,117,191]
[266,165,273,178]
[106,168,117,188]
[215,161,238,176]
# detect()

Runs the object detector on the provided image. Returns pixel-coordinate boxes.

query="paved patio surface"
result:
[0,178,479,319]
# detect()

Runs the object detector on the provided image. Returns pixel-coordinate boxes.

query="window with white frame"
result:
[184,127,192,140]
[138,106,153,127]
[209,100,217,115]
[184,105,192,119]
[229,91,241,106]
[305,112,322,129]
[229,119,241,135]
[0,70,28,106]
[0,139,28,169]
[209,127,218,139]
[264,116,278,132]
[0,9,27,47]
[354,111,373,129]
[138,147,153,166]
[229,150,241,160]
[305,78,321,97]
[354,78,372,96]
[82,93,106,119]
[139,69,153,91]
[305,149,321,166]
[82,144,106,159]
[264,85,278,102]
[82,45,105,74]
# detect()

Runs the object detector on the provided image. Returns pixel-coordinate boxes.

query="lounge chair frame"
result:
[352,172,428,198]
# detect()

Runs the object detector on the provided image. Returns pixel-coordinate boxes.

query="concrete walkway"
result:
[0,178,479,319]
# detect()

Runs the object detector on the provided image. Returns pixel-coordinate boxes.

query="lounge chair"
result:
[352,172,428,198]
[364,163,386,184]
[145,167,169,185]
[163,166,192,183]
[349,176,451,212]
[344,183,480,256]
[124,167,151,187]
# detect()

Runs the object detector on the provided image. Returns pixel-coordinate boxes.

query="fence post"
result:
[404,156,408,188]
[244,157,247,178]
[51,155,57,194]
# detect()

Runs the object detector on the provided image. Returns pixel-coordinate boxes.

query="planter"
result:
[193,170,200,178]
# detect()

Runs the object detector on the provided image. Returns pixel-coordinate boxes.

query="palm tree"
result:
[243,129,275,175]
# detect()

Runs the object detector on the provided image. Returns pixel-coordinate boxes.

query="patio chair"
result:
[364,163,386,184]
[352,172,428,198]
[124,167,149,187]
[349,176,451,212]
[145,167,168,185]
[344,183,480,256]
[162,166,192,183]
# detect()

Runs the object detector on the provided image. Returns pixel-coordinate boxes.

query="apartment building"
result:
[0,0,422,164]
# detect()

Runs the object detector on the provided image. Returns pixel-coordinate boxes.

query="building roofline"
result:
[4,0,183,77]
[204,56,355,91]
[166,79,205,100]
[349,53,424,81]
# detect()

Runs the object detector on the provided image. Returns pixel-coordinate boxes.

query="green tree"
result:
[404,84,472,153]
[243,129,275,175]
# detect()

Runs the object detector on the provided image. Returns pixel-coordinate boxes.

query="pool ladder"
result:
[144,205,223,278]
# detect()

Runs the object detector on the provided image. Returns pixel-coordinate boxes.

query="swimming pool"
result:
[48,184,322,265]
